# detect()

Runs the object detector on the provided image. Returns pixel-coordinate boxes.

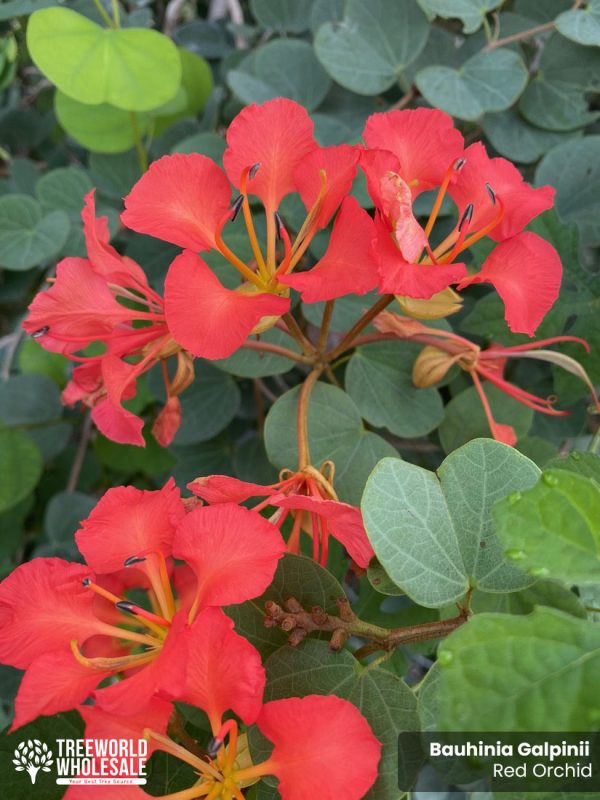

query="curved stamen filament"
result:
[93,620,163,648]
[215,207,267,289]
[239,168,269,280]
[288,169,328,271]
[287,510,303,553]
[423,158,465,240]
[452,198,505,257]
[128,550,176,622]
[144,730,223,782]
[273,217,293,281]
[70,640,158,671]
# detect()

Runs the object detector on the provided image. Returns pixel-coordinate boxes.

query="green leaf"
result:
[36,166,93,215]
[545,451,600,482]
[169,433,233,487]
[493,468,600,586]
[171,131,226,161]
[345,341,444,438]
[55,91,150,154]
[226,554,346,658]
[94,429,176,477]
[250,0,314,32]
[44,490,96,546]
[417,0,504,33]
[0,429,43,514]
[27,7,181,111]
[482,109,579,164]
[264,382,397,504]
[314,0,429,95]
[89,150,141,197]
[438,608,600,730]
[0,0,57,20]
[258,639,419,800]
[556,0,600,46]
[0,194,69,270]
[0,373,62,425]
[17,339,68,388]
[228,39,331,111]
[439,383,533,453]
[153,47,213,132]
[519,34,600,131]
[536,136,600,246]
[416,49,528,121]
[362,440,539,607]
[471,579,587,618]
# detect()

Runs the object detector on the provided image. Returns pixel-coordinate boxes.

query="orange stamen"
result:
[70,640,158,671]
[423,157,465,239]
[239,166,269,280]
[214,206,267,289]
[144,730,223,782]
[288,169,328,270]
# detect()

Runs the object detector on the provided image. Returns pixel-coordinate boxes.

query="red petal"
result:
[293,144,359,228]
[181,608,265,730]
[280,197,379,302]
[363,108,464,194]
[79,697,172,749]
[152,396,182,447]
[64,786,149,800]
[257,695,381,800]
[95,611,188,714]
[457,232,562,336]
[359,148,401,209]
[275,495,374,568]
[223,98,317,211]
[449,143,555,241]
[22,258,130,353]
[121,154,232,251]
[91,397,145,447]
[12,649,112,731]
[173,504,286,609]
[82,190,148,287]
[0,558,101,669]
[76,479,185,573]
[164,250,290,358]
[379,172,427,262]
[187,475,274,504]
[375,214,466,298]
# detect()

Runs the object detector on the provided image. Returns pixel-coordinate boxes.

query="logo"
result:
[11,737,148,786]
[12,740,54,784]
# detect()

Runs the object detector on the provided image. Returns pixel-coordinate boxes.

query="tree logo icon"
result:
[12,739,54,784]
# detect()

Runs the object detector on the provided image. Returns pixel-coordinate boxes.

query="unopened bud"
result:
[395,287,463,321]
[412,346,458,388]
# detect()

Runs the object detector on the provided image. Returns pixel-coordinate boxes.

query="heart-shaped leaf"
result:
[0,194,69,270]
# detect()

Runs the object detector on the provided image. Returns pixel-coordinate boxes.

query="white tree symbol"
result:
[12,740,54,784]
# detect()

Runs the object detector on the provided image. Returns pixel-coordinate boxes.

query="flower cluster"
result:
[0,481,381,799]
[24,97,569,449]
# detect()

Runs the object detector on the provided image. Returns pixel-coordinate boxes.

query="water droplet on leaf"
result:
[506,549,526,561]
[508,491,521,505]
[542,472,559,487]
[529,566,550,578]
[437,650,453,666]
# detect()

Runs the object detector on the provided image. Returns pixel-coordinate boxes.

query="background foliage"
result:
[0,1,599,798]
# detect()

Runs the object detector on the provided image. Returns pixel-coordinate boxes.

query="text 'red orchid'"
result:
[121,98,365,359]
[0,479,286,730]
[287,107,561,337]
[22,192,193,447]
[188,461,374,569]
[376,311,600,446]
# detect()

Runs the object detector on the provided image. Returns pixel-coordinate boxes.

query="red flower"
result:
[0,482,285,729]
[121,99,362,358]
[289,108,560,336]
[22,192,193,446]
[376,311,600,446]
[188,464,374,568]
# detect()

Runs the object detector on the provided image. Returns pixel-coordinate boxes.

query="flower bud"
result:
[412,345,458,388]
[395,287,463,320]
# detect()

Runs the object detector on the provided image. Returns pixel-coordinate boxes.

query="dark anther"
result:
[454,158,466,171]
[249,162,261,179]
[207,737,223,758]
[32,326,49,339]
[230,195,244,222]
[124,555,147,567]
[115,601,137,615]
[274,211,284,240]
[485,183,496,205]
[458,203,474,231]
[81,577,91,587]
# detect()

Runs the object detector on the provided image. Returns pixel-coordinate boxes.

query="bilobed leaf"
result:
[36,166,93,214]
[228,39,331,111]
[0,194,69,270]
[45,491,96,545]
[314,0,429,95]
[416,48,528,121]
[264,382,397,504]
[493,468,600,586]
[417,0,504,33]
[214,328,299,378]
[362,440,538,607]
[250,0,314,33]
[0,429,43,514]
[536,136,600,246]
[437,608,600,730]
[519,34,600,131]
[27,7,181,111]
[439,383,533,453]
[556,0,600,46]
[55,91,151,154]
[257,639,420,800]
[226,554,346,659]
[482,109,579,164]
[345,341,444,438]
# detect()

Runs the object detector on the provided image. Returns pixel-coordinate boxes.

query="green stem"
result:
[326,294,394,361]
[92,0,114,27]
[588,426,600,455]
[130,113,149,174]
[297,368,322,469]
[111,0,121,27]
